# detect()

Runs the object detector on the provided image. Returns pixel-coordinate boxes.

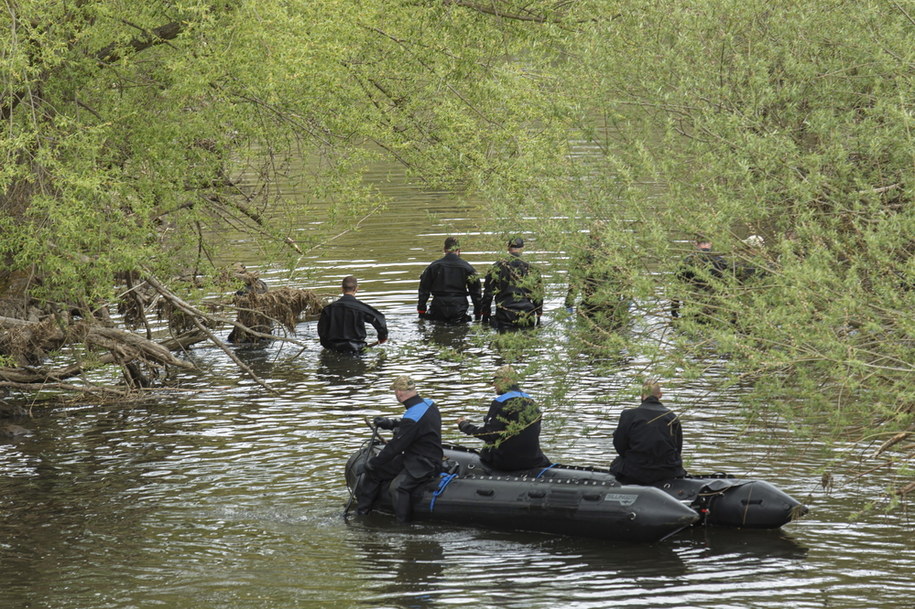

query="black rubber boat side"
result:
[345,446,699,542]
[439,443,808,529]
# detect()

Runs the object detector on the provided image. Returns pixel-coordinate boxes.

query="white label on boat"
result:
[603,493,637,506]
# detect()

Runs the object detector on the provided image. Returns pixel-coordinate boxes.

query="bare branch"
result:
[443,0,551,23]
[94,21,183,63]
[142,274,277,393]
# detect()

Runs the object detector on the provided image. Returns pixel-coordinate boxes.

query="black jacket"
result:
[671,249,731,318]
[481,254,543,325]
[676,250,730,291]
[564,246,630,319]
[459,386,550,471]
[317,294,388,353]
[609,396,686,484]
[418,252,482,322]
[370,395,443,479]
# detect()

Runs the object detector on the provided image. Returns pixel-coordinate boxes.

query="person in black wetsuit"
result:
[317,275,388,353]
[357,376,443,522]
[456,365,550,471]
[734,234,769,284]
[417,237,482,323]
[609,381,687,485]
[671,237,730,319]
[481,237,544,332]
[564,226,631,327]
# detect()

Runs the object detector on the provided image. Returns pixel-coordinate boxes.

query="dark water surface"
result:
[1,177,913,609]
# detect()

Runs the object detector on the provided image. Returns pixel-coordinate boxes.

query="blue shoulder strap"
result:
[494,391,531,403]
[403,398,434,422]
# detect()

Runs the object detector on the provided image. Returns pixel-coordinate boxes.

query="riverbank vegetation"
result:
[2,2,912,503]
[488,0,915,503]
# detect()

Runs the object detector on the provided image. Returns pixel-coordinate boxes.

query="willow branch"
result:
[94,21,183,63]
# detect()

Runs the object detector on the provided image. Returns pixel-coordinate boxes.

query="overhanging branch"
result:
[2,20,185,122]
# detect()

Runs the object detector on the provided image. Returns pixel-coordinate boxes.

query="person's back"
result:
[609,381,686,485]
[678,245,729,291]
[481,238,543,331]
[565,231,631,325]
[458,367,550,471]
[418,237,482,323]
[376,394,443,477]
[672,238,730,319]
[318,276,387,353]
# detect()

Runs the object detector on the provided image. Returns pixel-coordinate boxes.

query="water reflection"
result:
[675,527,809,561]
[355,529,446,609]
[317,349,388,390]
[541,535,689,580]
[416,319,475,352]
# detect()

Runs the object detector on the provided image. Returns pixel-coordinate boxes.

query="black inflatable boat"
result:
[345,444,699,542]
[438,444,808,529]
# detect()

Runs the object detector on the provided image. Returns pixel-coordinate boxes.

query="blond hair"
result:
[641,380,662,399]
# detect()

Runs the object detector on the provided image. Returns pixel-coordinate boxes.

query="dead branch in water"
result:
[0,271,325,396]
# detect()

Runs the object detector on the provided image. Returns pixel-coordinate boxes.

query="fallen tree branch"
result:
[872,432,910,459]
[0,316,203,384]
[190,316,276,394]
[0,380,132,398]
[143,274,276,393]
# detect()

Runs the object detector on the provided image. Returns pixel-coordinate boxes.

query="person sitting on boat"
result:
[317,275,388,353]
[456,365,550,471]
[357,376,443,522]
[609,381,687,485]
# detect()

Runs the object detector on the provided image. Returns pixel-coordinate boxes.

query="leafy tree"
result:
[0,0,582,394]
[481,0,914,502]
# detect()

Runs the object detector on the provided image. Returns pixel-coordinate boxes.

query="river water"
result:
[1,169,912,609]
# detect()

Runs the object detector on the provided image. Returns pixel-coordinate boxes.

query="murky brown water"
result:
[1,167,912,609]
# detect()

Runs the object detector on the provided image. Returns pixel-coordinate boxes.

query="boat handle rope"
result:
[429,473,458,512]
[535,464,558,479]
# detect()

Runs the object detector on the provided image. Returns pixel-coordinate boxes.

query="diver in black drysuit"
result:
[481,238,543,332]
[671,239,730,319]
[417,238,482,323]
[317,276,388,353]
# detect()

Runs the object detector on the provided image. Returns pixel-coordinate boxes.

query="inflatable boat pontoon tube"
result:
[345,446,699,542]
[440,444,808,529]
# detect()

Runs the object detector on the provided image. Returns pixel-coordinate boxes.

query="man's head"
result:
[694,236,712,252]
[507,237,525,252]
[390,375,417,402]
[443,237,461,253]
[641,380,663,400]
[743,234,765,250]
[341,275,358,294]
[492,365,519,394]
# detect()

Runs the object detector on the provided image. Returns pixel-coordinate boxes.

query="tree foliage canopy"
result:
[1,1,913,495]
[505,0,914,496]
[1,0,581,310]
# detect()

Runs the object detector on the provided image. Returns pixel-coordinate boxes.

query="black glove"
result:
[373,416,396,430]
